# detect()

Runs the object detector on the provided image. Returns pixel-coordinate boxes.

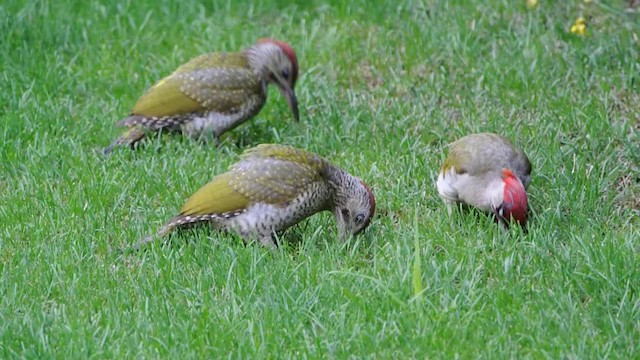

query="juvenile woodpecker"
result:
[135,144,376,249]
[104,39,299,153]
[436,133,532,227]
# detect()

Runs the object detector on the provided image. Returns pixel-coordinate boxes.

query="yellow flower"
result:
[570,17,587,35]
[526,0,538,9]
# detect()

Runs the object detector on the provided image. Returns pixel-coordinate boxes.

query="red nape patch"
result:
[257,38,299,86]
[501,169,528,225]
[359,180,376,230]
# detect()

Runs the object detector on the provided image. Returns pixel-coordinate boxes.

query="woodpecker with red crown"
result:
[436,133,531,227]
[133,144,376,249]
[104,39,299,153]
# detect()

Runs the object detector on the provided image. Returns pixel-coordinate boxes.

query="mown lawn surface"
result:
[1,0,639,357]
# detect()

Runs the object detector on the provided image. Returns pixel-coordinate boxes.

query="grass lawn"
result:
[1,0,639,357]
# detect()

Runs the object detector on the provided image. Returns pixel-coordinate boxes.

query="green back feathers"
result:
[131,52,261,117]
[180,173,251,216]
[180,145,328,216]
[174,52,250,73]
[132,77,204,117]
[240,144,326,173]
[443,133,530,177]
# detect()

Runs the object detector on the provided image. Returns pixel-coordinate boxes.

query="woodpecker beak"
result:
[275,78,299,122]
[334,208,351,243]
[493,204,507,227]
[492,203,528,230]
[494,210,511,230]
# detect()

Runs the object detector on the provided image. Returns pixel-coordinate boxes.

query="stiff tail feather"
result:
[120,214,211,253]
[103,126,147,155]
[132,223,174,251]
[117,222,174,254]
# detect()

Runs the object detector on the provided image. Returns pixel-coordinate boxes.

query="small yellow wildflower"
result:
[570,17,587,35]
[526,0,538,9]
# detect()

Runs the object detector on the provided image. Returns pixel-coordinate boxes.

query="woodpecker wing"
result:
[230,144,327,204]
[443,133,531,177]
[179,145,327,216]
[179,173,251,216]
[130,52,262,118]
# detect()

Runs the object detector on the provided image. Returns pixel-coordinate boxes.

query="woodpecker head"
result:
[334,179,376,241]
[255,38,300,122]
[493,169,528,228]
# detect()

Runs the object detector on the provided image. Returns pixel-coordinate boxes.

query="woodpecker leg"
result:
[238,228,278,249]
[257,235,278,249]
[203,134,222,148]
[184,127,223,148]
[444,200,456,216]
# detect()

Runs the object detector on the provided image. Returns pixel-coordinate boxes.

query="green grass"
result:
[1,0,639,357]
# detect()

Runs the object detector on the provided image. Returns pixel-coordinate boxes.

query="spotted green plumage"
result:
[130,53,261,118]
[180,144,327,216]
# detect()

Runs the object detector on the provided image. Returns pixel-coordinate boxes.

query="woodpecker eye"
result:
[354,213,366,225]
[281,68,290,79]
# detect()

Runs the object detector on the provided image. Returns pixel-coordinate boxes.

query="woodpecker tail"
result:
[120,215,212,253]
[117,222,174,254]
[103,126,147,155]
[132,223,175,251]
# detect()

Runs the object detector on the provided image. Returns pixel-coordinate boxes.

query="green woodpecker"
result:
[104,39,299,153]
[135,144,376,249]
[436,133,532,227]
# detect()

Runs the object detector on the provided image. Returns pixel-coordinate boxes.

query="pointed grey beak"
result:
[277,82,299,122]
[334,208,352,243]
